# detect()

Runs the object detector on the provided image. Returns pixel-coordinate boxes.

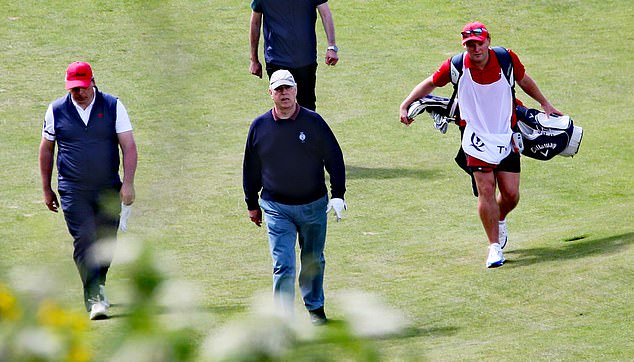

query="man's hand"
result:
[400,106,415,126]
[542,103,563,118]
[326,198,347,222]
[250,60,263,79]
[43,189,59,212]
[249,208,262,227]
[120,183,135,206]
[325,49,339,66]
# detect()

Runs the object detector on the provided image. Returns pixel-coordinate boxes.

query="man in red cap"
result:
[399,22,562,268]
[39,61,138,319]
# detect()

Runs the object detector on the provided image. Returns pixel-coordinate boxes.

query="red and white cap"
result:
[461,22,489,45]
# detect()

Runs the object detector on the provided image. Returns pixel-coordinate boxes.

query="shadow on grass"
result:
[504,231,634,268]
[107,303,246,319]
[306,319,458,344]
[346,165,441,180]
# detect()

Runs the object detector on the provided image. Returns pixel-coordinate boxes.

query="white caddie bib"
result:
[458,55,514,165]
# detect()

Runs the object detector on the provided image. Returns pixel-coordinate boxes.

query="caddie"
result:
[399,22,562,268]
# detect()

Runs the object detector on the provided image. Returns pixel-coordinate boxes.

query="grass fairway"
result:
[1,0,633,361]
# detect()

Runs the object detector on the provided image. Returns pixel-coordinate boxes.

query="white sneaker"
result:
[486,243,505,268]
[89,301,109,320]
[99,285,110,308]
[499,221,508,249]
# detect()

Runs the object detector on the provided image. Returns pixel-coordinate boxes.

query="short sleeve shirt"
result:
[251,0,328,68]
[42,89,132,141]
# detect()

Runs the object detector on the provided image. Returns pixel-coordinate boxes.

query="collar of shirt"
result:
[71,88,96,125]
[272,103,300,122]
[464,49,503,84]
[464,49,499,70]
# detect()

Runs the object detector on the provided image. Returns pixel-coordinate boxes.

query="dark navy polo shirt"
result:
[252,0,327,68]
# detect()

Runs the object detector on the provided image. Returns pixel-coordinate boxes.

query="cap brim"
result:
[270,80,296,90]
[65,80,92,89]
[462,35,487,45]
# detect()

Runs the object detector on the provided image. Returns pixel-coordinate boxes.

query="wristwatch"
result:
[327,45,339,53]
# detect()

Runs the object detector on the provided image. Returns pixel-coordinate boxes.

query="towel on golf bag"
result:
[407,95,583,160]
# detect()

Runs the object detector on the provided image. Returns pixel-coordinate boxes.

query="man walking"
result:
[399,22,561,268]
[39,61,137,319]
[243,70,346,324]
[249,0,339,110]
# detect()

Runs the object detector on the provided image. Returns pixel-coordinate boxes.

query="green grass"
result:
[1,0,633,360]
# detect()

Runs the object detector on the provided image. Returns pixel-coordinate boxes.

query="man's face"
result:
[464,37,490,64]
[269,85,297,109]
[69,85,94,108]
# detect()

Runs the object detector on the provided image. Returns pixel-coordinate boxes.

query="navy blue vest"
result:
[52,90,121,191]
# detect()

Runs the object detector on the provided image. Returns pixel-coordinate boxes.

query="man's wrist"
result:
[327,45,338,53]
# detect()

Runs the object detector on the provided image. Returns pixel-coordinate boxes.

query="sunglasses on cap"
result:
[461,28,486,38]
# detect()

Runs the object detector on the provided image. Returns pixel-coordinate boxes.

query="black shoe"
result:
[308,307,327,326]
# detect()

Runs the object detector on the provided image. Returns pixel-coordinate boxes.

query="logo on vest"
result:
[299,131,306,143]
[470,133,485,152]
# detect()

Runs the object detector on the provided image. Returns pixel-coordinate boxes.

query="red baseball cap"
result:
[65,61,93,89]
[461,22,489,45]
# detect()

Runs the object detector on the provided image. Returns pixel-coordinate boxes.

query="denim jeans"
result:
[260,195,328,313]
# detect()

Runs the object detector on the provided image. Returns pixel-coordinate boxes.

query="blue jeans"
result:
[259,195,328,312]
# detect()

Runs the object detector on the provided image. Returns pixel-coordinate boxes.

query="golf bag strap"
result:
[447,53,464,118]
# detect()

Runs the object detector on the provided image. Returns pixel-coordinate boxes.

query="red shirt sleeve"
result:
[431,58,452,87]
[508,49,525,82]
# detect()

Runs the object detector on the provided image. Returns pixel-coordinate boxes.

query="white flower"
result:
[336,290,410,338]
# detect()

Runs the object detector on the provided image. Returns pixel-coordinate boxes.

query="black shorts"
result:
[468,152,521,173]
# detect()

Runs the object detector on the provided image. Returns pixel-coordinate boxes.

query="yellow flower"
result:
[66,343,92,362]
[37,299,88,332]
[0,283,22,321]
[38,299,67,327]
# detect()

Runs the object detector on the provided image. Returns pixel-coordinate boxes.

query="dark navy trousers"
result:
[59,186,120,310]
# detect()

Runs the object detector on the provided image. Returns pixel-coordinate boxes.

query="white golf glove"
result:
[431,111,449,134]
[326,198,347,222]
[119,203,132,232]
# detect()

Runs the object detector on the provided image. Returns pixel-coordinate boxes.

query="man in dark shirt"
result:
[249,0,339,110]
[243,69,346,325]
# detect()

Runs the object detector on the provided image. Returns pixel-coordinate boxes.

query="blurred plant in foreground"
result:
[2,239,411,362]
[0,280,91,362]
[199,290,411,361]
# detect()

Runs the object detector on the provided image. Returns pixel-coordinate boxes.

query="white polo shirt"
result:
[42,88,132,141]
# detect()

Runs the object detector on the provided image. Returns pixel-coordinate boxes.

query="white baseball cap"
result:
[269,69,297,90]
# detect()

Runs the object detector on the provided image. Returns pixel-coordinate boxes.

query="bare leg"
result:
[496,171,520,221]
[473,171,499,245]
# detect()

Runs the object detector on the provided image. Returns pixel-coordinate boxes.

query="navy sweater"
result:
[243,106,345,210]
